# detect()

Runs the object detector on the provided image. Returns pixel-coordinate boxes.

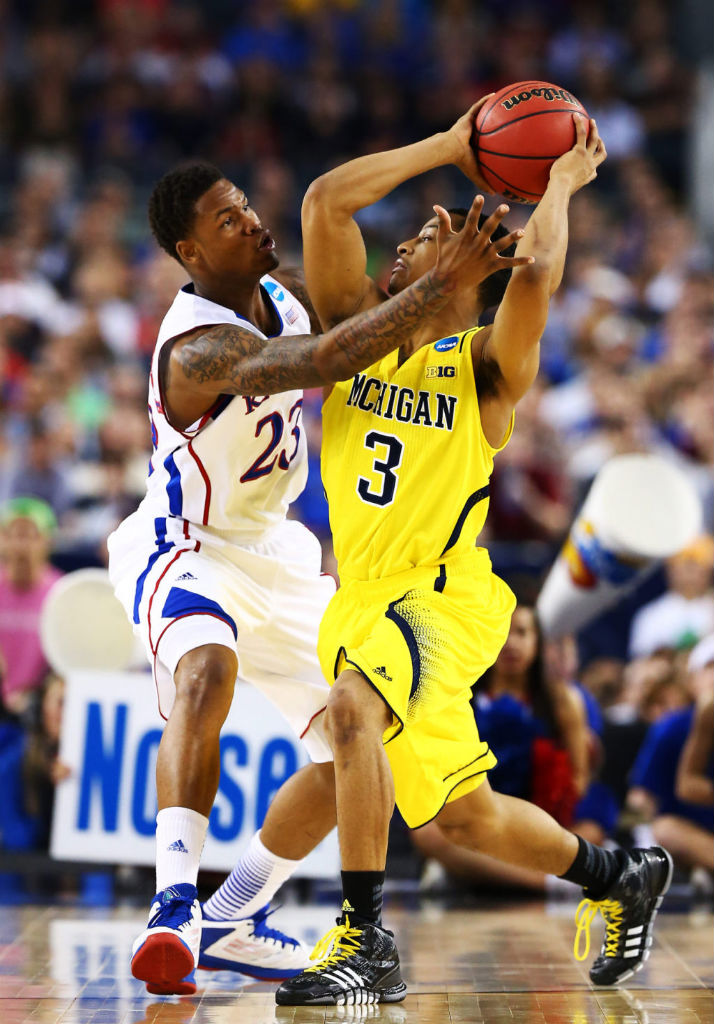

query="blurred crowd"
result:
[0,0,712,890]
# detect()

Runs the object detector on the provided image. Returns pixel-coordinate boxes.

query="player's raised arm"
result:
[168,194,528,403]
[481,116,606,407]
[301,98,495,329]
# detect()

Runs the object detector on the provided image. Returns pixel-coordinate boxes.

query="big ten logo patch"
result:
[426,365,456,380]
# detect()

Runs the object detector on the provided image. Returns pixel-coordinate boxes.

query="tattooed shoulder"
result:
[173,323,263,386]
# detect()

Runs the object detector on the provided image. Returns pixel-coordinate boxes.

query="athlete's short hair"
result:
[447,208,515,310]
[148,162,225,262]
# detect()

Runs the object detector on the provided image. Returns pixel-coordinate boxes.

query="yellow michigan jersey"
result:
[322,327,513,582]
[319,327,517,827]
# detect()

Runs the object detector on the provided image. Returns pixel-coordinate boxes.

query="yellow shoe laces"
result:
[305,915,364,973]
[573,898,624,961]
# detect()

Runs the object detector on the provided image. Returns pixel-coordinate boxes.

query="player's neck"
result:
[397,300,482,360]
[192,274,277,334]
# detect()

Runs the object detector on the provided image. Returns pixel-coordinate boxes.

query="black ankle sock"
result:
[340,870,384,924]
[559,835,630,898]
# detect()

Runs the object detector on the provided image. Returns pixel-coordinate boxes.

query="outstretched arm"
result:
[301,99,495,329]
[166,195,530,424]
[476,116,606,446]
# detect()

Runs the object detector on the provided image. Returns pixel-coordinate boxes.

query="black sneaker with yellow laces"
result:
[574,846,673,985]
[275,903,407,1006]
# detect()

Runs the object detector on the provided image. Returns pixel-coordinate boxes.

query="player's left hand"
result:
[549,116,607,195]
[445,97,496,194]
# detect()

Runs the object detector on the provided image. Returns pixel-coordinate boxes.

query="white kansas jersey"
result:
[141,276,311,538]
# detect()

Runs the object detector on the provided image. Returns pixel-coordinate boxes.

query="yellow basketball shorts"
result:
[317,550,516,827]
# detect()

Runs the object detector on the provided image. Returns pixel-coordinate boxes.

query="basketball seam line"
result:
[476,159,542,198]
[475,106,586,137]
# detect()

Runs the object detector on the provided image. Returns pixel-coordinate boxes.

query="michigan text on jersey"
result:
[346,374,457,431]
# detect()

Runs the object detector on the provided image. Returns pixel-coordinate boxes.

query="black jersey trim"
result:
[385,593,421,705]
[440,484,490,556]
[442,746,494,782]
[409,769,490,829]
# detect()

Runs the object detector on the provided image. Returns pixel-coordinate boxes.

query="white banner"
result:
[51,671,339,878]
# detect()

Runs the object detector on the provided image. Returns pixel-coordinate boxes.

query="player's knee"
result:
[437,782,504,848]
[173,644,237,719]
[325,673,389,750]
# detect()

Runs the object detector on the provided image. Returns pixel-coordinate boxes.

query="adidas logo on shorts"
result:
[176,572,197,581]
[167,839,188,853]
[373,666,392,681]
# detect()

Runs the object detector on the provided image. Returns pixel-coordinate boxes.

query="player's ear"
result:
[176,238,197,265]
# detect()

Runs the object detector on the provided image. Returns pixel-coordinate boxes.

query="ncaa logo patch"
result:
[263,280,285,302]
[434,336,458,352]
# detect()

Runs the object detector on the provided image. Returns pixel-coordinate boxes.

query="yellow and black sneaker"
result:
[574,846,673,985]
[275,907,407,1007]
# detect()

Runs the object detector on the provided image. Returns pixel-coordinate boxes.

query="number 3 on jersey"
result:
[357,431,404,507]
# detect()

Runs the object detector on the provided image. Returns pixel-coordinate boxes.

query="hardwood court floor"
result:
[0,898,711,1024]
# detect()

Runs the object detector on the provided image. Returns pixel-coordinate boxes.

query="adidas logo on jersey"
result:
[176,572,197,581]
[372,666,392,681]
[167,839,188,853]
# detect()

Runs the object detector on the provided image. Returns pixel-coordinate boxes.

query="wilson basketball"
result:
[471,81,589,204]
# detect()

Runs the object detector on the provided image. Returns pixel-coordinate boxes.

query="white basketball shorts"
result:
[107,513,335,762]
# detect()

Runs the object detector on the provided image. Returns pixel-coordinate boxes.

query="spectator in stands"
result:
[0,671,67,852]
[629,535,714,659]
[0,498,62,717]
[22,672,68,850]
[626,648,713,879]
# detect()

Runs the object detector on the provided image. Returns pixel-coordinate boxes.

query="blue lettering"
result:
[210,735,248,841]
[255,739,298,826]
[132,729,162,835]
[77,702,127,832]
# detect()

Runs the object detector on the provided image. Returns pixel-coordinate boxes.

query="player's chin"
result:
[261,249,280,271]
[386,272,406,295]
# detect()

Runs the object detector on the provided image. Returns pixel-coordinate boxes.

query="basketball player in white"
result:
[107,160,528,995]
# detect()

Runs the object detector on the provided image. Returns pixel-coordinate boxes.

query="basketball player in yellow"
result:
[276,109,673,1006]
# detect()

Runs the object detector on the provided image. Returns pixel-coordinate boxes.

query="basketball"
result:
[471,81,589,204]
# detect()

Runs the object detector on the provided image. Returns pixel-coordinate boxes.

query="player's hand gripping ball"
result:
[470,81,589,204]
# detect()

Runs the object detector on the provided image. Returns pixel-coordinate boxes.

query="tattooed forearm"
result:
[177,323,326,394]
[175,269,453,397]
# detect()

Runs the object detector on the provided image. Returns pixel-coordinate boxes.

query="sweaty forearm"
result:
[306,133,456,215]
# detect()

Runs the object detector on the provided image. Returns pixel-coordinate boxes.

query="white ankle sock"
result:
[202,830,301,921]
[155,806,209,892]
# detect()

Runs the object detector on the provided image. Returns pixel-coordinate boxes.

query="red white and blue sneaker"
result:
[574,846,674,985]
[198,904,311,980]
[131,884,202,995]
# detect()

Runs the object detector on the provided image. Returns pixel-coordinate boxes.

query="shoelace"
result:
[305,915,363,972]
[250,905,299,949]
[574,897,624,961]
[147,896,195,931]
